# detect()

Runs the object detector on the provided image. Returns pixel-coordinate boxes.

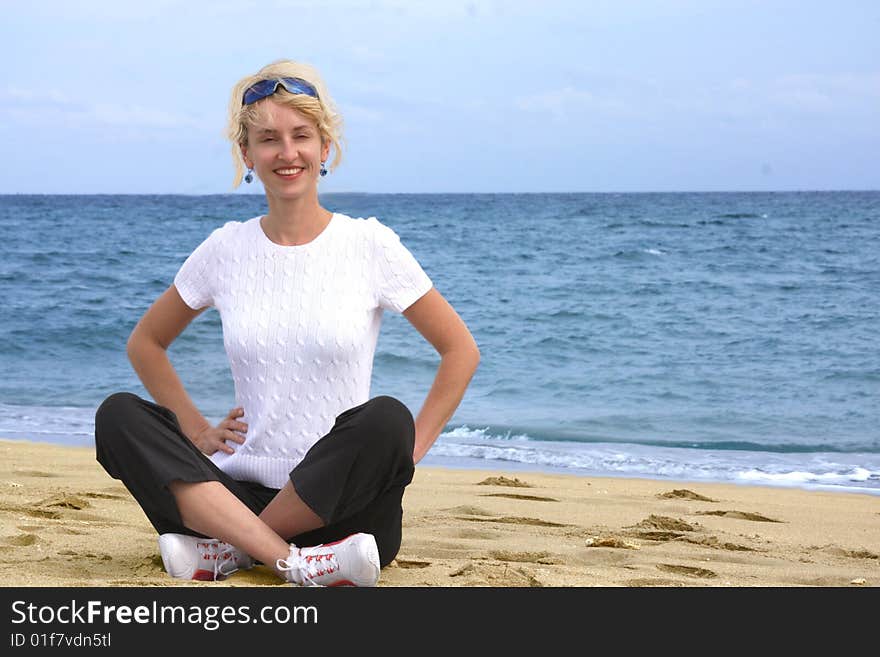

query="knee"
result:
[94,392,142,440]
[367,396,415,444]
[369,396,414,430]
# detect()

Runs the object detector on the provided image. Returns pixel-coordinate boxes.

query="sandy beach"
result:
[0,438,877,587]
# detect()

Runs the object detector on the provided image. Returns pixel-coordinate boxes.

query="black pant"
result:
[94,392,416,568]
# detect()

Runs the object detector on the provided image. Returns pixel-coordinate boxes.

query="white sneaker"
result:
[276,532,380,587]
[158,533,254,581]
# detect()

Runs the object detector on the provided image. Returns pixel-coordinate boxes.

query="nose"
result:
[277,136,299,162]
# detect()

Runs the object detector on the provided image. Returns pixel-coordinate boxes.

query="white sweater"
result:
[173,212,433,488]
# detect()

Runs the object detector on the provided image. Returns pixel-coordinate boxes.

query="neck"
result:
[262,190,332,246]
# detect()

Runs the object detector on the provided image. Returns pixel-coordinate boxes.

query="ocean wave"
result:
[0,402,97,446]
[443,425,533,442]
[440,425,880,454]
[430,429,880,494]
[737,467,877,486]
[612,249,669,260]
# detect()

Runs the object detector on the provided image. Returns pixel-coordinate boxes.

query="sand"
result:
[0,438,877,587]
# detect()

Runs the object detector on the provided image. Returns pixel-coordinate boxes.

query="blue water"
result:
[2,192,878,495]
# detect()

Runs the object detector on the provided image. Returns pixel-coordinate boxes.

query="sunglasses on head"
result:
[242,77,320,105]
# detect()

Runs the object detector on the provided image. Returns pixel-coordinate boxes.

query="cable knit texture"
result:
[173,213,433,489]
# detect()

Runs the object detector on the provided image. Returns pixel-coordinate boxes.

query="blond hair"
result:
[225,60,344,188]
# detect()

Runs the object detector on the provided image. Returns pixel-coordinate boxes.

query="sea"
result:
[1,192,878,495]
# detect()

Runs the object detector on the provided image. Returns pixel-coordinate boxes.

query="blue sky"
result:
[3,0,878,193]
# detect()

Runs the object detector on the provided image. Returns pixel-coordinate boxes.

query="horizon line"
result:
[1,189,879,196]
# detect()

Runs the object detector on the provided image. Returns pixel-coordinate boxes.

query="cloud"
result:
[262,0,498,19]
[3,87,83,110]
[349,45,388,64]
[770,73,880,113]
[1,86,208,132]
[513,72,880,126]
[8,0,188,21]
[89,103,205,129]
[514,86,646,121]
[344,103,384,123]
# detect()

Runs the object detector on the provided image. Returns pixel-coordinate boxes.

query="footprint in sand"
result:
[625,577,684,587]
[457,515,568,527]
[393,559,432,569]
[0,502,62,520]
[444,505,496,516]
[62,512,127,526]
[489,550,561,564]
[656,489,718,502]
[500,566,543,587]
[24,496,136,526]
[13,470,60,478]
[53,526,89,536]
[476,476,533,488]
[451,527,501,540]
[695,510,783,523]
[135,555,166,577]
[818,546,879,560]
[677,535,757,552]
[634,515,698,532]
[2,533,40,547]
[450,563,475,577]
[80,492,126,501]
[656,563,717,579]
[585,536,641,550]
[445,504,567,527]
[39,495,92,511]
[451,562,542,586]
[629,530,686,541]
[479,493,559,502]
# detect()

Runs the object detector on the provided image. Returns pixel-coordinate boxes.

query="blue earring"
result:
[244,167,254,184]
[320,161,327,177]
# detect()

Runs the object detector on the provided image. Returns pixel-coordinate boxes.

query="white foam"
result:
[427,427,880,496]
[0,402,96,445]
[443,425,532,441]
[737,467,874,485]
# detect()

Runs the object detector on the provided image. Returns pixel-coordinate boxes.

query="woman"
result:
[94,60,480,586]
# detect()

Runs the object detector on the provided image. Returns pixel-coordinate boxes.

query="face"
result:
[241,98,330,200]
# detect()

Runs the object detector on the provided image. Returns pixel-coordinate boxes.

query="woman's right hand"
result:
[191,407,248,455]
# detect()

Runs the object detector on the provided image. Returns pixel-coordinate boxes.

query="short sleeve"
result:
[173,227,222,310]
[372,220,433,313]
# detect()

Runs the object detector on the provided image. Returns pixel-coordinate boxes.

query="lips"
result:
[274,167,304,179]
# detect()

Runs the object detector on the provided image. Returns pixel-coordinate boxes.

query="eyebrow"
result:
[255,126,313,134]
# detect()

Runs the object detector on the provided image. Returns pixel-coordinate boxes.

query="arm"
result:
[127,285,245,453]
[402,287,480,464]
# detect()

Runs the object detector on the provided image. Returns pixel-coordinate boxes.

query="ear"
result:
[240,144,252,169]
[321,138,331,163]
